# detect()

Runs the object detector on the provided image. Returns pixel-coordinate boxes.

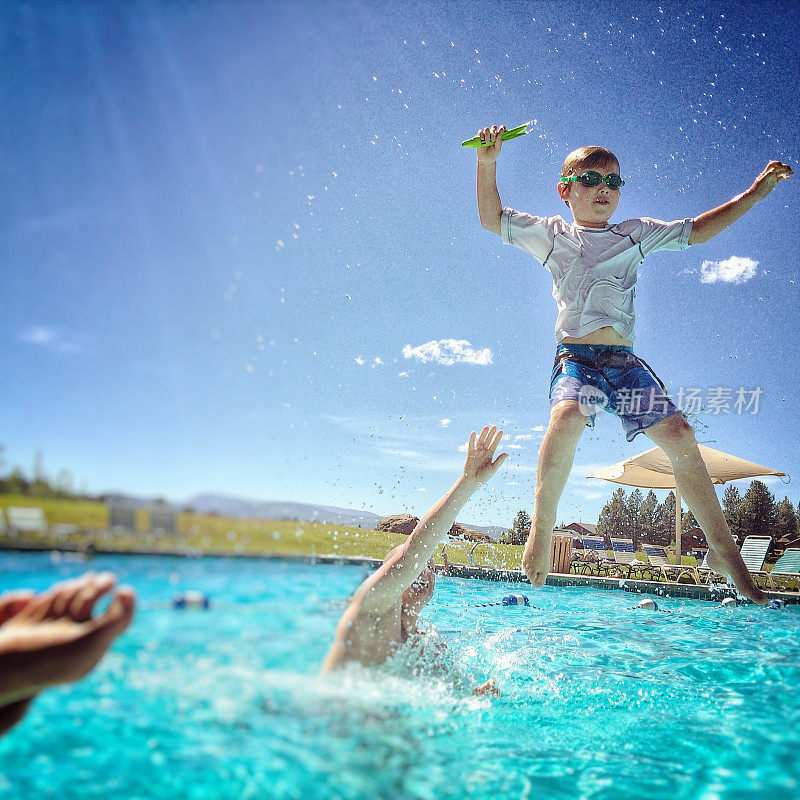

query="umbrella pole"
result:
[675,485,682,565]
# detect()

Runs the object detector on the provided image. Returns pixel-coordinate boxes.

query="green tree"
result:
[596,488,627,547]
[722,485,745,544]
[654,491,676,548]
[508,510,531,546]
[54,468,74,498]
[4,468,29,495]
[29,478,51,497]
[638,490,659,545]
[28,449,49,497]
[775,497,798,547]
[32,449,45,482]
[740,480,777,541]
[625,489,644,549]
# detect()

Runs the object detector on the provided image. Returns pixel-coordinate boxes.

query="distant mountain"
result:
[99,491,508,536]
[182,495,383,528]
[468,525,509,541]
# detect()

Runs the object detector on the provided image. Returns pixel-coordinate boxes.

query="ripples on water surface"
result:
[0,553,798,799]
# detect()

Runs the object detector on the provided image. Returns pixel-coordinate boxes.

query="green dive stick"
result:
[461,122,533,148]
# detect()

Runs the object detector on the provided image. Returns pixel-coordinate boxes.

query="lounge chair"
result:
[443,539,469,566]
[736,536,774,588]
[740,536,773,572]
[694,535,772,587]
[765,548,800,592]
[641,543,669,569]
[574,535,611,577]
[6,506,48,538]
[641,542,695,583]
[608,538,659,580]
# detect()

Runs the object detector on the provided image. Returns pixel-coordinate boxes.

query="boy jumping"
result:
[475,125,793,604]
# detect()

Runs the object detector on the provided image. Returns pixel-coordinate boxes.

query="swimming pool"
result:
[1,552,798,799]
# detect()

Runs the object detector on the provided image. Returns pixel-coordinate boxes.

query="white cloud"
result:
[380,448,423,459]
[573,488,605,501]
[513,427,545,442]
[402,339,493,366]
[699,256,758,284]
[355,356,365,365]
[17,326,86,354]
[458,443,469,452]
[398,371,409,377]
[506,444,523,449]
[374,357,383,365]
[440,419,451,427]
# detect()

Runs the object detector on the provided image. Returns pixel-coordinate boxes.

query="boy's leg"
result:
[523,400,587,587]
[643,413,768,604]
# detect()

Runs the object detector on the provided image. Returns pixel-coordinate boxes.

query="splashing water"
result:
[1,553,798,799]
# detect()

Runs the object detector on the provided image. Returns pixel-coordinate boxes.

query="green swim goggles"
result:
[560,170,625,190]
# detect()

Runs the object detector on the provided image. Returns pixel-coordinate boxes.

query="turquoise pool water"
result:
[0,552,798,799]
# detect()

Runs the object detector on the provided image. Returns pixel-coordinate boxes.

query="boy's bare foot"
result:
[0,573,136,708]
[522,528,552,588]
[706,549,769,604]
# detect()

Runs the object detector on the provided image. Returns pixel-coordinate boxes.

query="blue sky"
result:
[1,1,798,527]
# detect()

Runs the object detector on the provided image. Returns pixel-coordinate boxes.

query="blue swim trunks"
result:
[549,343,685,442]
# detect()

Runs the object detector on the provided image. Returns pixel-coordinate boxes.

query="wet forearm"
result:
[477,162,502,234]
[688,187,759,245]
[409,475,477,554]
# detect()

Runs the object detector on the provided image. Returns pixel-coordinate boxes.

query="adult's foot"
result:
[0,573,136,708]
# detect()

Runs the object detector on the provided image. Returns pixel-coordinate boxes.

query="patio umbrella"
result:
[586,444,786,560]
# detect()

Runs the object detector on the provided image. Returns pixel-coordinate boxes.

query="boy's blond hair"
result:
[560,146,619,178]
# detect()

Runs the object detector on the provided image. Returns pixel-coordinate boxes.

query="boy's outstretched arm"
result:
[476,126,506,234]
[356,427,508,614]
[688,160,793,245]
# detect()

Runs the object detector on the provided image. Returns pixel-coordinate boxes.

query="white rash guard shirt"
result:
[500,209,693,343]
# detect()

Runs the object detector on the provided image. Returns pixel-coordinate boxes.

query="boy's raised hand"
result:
[462,426,508,486]
[750,160,794,202]
[477,125,505,164]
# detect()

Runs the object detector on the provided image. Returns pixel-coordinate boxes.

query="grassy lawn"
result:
[0,494,522,565]
[0,493,705,572]
[0,494,110,529]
